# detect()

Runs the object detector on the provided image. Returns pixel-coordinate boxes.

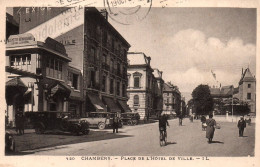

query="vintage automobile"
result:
[25,112,90,135]
[120,112,140,126]
[83,112,122,130]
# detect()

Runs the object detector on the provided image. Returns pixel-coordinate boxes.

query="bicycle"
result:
[159,127,167,146]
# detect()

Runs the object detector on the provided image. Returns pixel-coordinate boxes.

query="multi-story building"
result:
[5,33,84,125]
[162,82,183,116]
[127,52,164,120]
[209,67,256,115]
[127,52,154,120]
[237,68,256,114]
[11,7,131,115]
[163,82,175,115]
[153,69,164,116]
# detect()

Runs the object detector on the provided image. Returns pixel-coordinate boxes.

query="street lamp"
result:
[231,86,234,123]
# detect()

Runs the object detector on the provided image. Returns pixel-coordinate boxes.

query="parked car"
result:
[121,112,140,126]
[25,112,90,135]
[83,112,122,129]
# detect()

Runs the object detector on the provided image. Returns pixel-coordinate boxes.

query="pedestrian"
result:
[206,114,216,143]
[201,115,207,131]
[178,114,183,126]
[247,116,251,126]
[15,112,21,135]
[190,115,194,122]
[237,116,246,137]
[113,114,119,133]
[20,113,25,135]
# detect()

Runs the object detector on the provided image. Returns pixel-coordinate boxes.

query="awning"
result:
[87,94,106,112]
[118,100,131,113]
[103,97,121,113]
[6,78,28,105]
[50,83,71,99]
[6,77,27,90]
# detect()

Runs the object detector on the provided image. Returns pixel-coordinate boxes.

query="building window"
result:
[102,54,106,63]
[122,84,126,97]
[10,54,31,66]
[134,77,140,88]
[55,60,59,70]
[58,62,62,71]
[72,74,78,89]
[22,55,26,65]
[248,84,251,88]
[117,62,121,75]
[110,59,114,72]
[102,75,106,92]
[116,81,120,96]
[90,71,96,87]
[10,56,15,66]
[90,47,96,62]
[50,103,57,111]
[50,58,54,69]
[167,98,169,104]
[247,93,251,100]
[110,78,114,94]
[134,95,139,106]
[16,56,21,65]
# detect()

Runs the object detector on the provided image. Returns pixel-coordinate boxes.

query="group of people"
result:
[158,112,250,144]
[15,112,25,135]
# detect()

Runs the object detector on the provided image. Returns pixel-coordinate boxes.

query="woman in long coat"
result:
[206,114,216,143]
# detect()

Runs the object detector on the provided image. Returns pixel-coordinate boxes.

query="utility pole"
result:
[231,86,234,122]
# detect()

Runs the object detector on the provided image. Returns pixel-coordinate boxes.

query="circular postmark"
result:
[104,0,152,25]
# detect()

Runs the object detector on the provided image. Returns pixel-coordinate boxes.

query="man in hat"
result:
[237,116,246,137]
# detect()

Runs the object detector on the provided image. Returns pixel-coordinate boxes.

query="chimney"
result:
[242,68,243,75]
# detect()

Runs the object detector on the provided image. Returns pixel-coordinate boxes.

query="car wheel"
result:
[132,120,138,125]
[81,124,90,135]
[127,120,132,126]
[35,123,45,134]
[98,122,105,130]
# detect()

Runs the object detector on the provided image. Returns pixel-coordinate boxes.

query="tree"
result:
[192,84,214,115]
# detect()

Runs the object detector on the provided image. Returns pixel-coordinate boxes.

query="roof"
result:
[127,52,151,66]
[239,68,256,84]
[163,83,173,92]
[210,85,234,98]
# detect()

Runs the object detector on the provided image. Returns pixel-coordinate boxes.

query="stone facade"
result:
[238,68,256,114]
[127,52,163,120]
[162,82,182,116]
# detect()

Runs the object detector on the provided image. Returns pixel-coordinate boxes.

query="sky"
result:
[108,7,257,101]
[6,7,256,101]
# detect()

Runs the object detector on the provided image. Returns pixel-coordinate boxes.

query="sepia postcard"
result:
[0,0,259,167]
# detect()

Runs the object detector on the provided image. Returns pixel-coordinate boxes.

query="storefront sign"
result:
[7,33,36,46]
